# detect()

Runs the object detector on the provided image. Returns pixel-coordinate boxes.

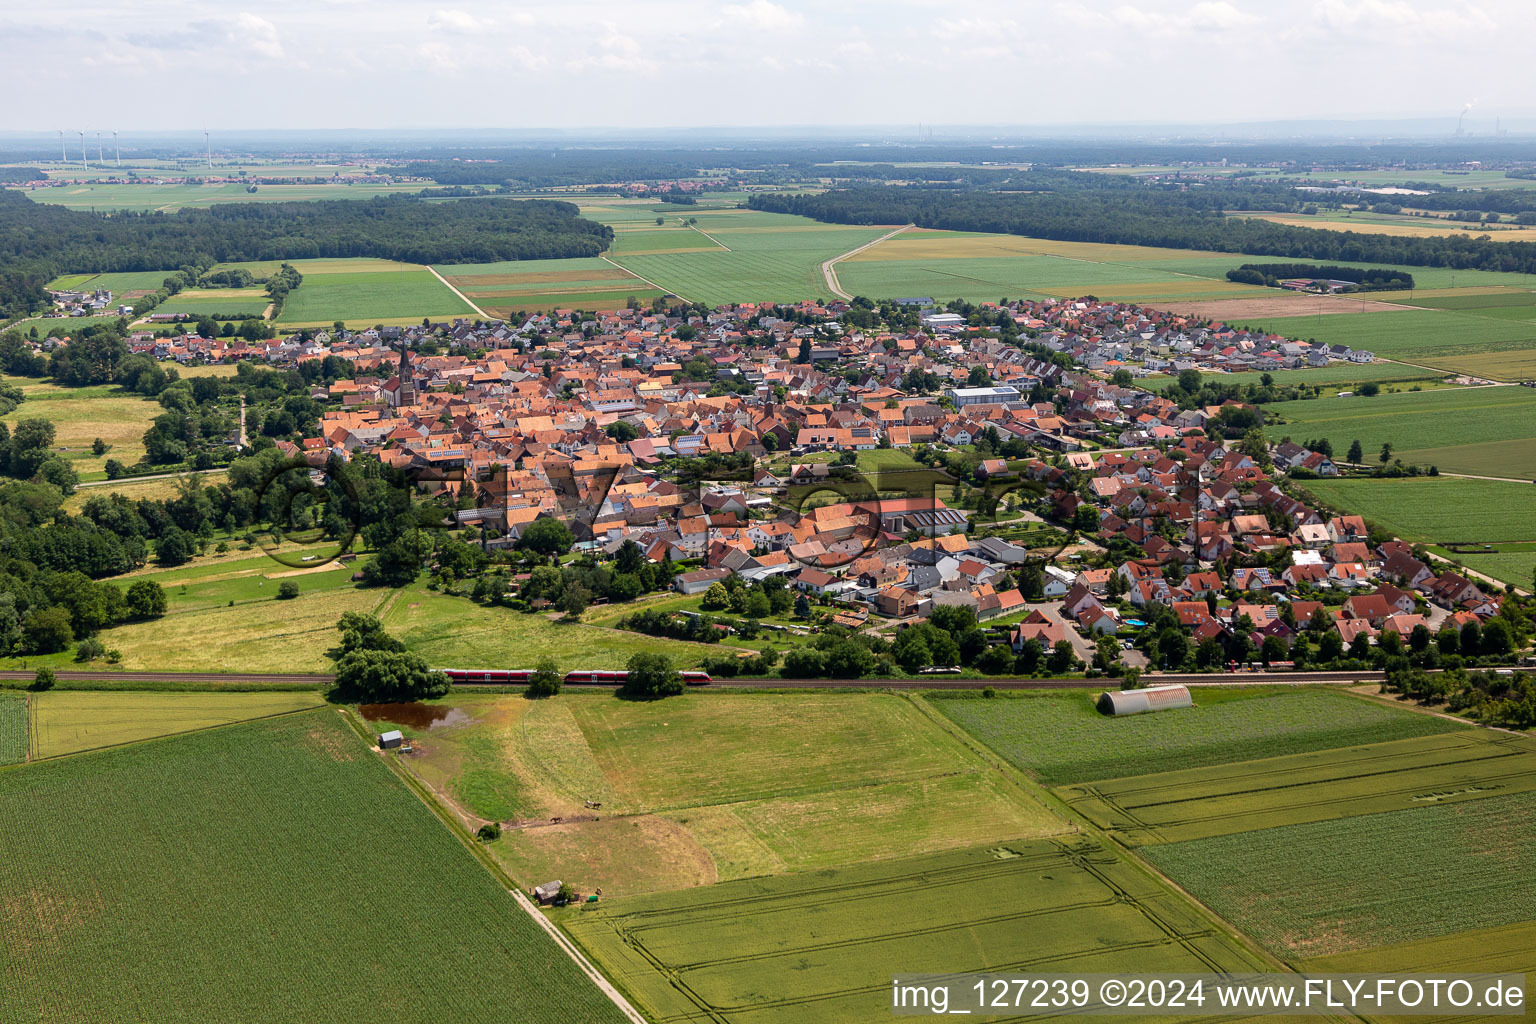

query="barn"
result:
[378,730,404,750]
[1096,684,1193,717]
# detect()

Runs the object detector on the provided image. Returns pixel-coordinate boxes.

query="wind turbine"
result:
[203,128,212,170]
[113,130,120,166]
[58,130,66,163]
[78,130,87,170]
[96,131,104,165]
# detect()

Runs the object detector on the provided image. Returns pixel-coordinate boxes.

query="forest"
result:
[0,192,614,317]
[749,185,1536,276]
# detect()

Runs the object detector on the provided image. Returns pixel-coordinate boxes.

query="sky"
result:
[4,0,1533,131]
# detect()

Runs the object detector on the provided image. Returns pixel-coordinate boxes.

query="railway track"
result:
[0,668,1386,688]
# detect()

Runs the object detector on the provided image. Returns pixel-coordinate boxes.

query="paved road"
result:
[0,668,1385,688]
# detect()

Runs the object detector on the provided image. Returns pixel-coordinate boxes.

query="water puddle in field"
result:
[358,703,471,730]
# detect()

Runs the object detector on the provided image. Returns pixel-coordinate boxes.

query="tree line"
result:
[0,191,615,316]
[748,186,1536,277]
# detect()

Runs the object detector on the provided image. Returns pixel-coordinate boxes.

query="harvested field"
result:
[1057,727,1536,847]
[1144,790,1536,958]
[369,691,1066,897]
[566,839,1265,1024]
[29,690,326,759]
[1161,294,1414,319]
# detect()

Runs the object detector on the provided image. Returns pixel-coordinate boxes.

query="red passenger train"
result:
[436,668,711,686]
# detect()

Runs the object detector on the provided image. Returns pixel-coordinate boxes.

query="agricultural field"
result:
[153,287,271,318]
[371,691,1064,897]
[28,689,325,758]
[1305,921,1536,1024]
[16,181,425,212]
[0,711,630,1024]
[1143,362,1442,392]
[275,260,475,327]
[434,256,663,317]
[0,691,24,765]
[1143,790,1536,959]
[1232,209,1536,242]
[932,688,1457,786]
[1233,308,1536,379]
[565,839,1266,1024]
[837,229,1262,305]
[1058,727,1536,847]
[1302,477,1536,544]
[1263,384,1536,478]
[608,210,894,306]
[0,376,164,474]
[1429,542,1536,593]
[45,269,175,295]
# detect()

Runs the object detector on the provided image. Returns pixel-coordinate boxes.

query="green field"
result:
[932,689,1457,786]
[45,269,174,294]
[608,211,893,306]
[375,691,1064,897]
[0,711,628,1023]
[1145,790,1536,959]
[566,839,1265,1024]
[1305,921,1536,1024]
[1302,477,1536,544]
[1429,542,1536,592]
[1057,727,1536,846]
[154,288,271,318]
[434,256,664,315]
[28,689,326,758]
[17,181,426,212]
[277,266,474,326]
[1148,362,1444,392]
[1236,308,1536,379]
[1264,385,1536,478]
[0,692,24,765]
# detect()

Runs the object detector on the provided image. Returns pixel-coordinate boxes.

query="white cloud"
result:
[236,12,286,59]
[427,9,491,34]
[721,0,804,31]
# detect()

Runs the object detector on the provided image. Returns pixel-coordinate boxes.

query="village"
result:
[35,292,1512,677]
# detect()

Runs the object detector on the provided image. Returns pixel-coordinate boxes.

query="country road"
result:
[821,225,911,300]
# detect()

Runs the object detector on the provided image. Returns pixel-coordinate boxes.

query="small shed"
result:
[1096,684,1193,717]
[532,880,563,906]
[378,730,404,750]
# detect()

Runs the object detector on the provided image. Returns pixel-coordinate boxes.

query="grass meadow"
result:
[566,839,1264,1024]
[1302,477,1536,543]
[1146,362,1442,392]
[0,375,165,474]
[154,287,271,318]
[18,182,425,212]
[0,711,630,1024]
[1058,727,1536,847]
[1263,385,1536,478]
[1144,791,1536,959]
[370,691,1063,897]
[28,690,324,758]
[0,692,24,765]
[932,688,1456,785]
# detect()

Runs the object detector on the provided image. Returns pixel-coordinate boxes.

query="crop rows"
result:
[1144,790,1536,959]
[0,710,627,1024]
[931,689,1457,786]
[1057,728,1536,845]
[568,839,1262,1024]
[0,691,25,764]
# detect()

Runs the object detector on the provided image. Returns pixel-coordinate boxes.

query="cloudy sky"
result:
[5,0,1531,130]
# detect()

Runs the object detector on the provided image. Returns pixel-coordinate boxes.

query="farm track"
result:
[820,224,911,299]
[0,668,1388,687]
[426,264,490,319]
